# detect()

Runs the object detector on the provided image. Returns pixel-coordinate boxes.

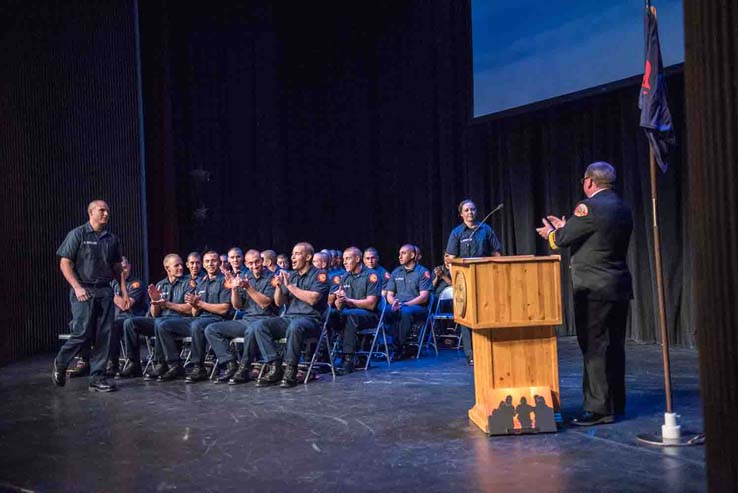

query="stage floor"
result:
[0,337,704,492]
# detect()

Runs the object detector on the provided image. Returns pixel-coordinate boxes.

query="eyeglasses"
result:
[580,176,591,184]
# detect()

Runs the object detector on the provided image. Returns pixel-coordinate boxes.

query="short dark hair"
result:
[585,162,616,188]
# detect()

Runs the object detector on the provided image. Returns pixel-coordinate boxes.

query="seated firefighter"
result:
[385,244,433,359]
[329,247,381,375]
[204,249,278,384]
[120,254,190,379]
[250,242,330,388]
[156,251,231,382]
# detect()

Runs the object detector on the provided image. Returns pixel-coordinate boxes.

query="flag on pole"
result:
[638,2,675,173]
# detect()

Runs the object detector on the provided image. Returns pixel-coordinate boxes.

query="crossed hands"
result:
[536,215,566,239]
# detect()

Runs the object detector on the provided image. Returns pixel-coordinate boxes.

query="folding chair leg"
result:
[381,327,391,368]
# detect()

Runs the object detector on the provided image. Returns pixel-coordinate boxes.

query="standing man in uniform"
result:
[536,161,633,426]
[385,244,433,359]
[446,199,503,365]
[205,249,278,384]
[330,247,381,374]
[251,242,330,388]
[53,200,128,392]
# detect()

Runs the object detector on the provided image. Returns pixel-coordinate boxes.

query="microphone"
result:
[470,203,503,235]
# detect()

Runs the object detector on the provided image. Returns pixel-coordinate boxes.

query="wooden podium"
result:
[449,255,563,434]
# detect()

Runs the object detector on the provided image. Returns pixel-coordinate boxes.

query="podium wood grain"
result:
[450,255,562,433]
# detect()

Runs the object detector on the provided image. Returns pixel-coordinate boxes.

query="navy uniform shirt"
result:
[57,223,122,285]
[280,266,330,319]
[156,276,191,318]
[337,267,381,311]
[386,264,433,303]
[446,223,502,258]
[111,277,147,318]
[186,271,206,284]
[194,273,231,319]
[237,269,278,317]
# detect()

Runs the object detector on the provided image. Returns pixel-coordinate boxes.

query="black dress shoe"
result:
[89,377,117,392]
[105,360,119,378]
[337,355,355,376]
[466,355,474,366]
[158,364,185,382]
[280,364,298,388]
[216,360,239,383]
[52,360,67,387]
[185,365,208,383]
[571,411,615,426]
[228,363,251,385]
[119,362,143,378]
[67,359,90,378]
[256,361,284,387]
[144,363,167,381]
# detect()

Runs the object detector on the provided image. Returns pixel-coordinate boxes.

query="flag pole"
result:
[648,144,673,415]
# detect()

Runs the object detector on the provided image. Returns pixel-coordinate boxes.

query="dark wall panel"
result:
[0,0,145,365]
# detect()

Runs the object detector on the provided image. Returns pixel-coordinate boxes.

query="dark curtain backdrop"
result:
[0,0,146,366]
[465,70,691,345]
[139,0,471,280]
[140,1,691,346]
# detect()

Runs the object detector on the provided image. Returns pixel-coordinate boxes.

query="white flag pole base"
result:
[636,413,705,447]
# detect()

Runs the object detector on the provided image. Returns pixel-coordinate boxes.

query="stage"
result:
[0,338,704,492]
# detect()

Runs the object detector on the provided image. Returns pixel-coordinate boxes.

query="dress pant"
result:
[460,325,473,358]
[385,304,426,348]
[158,316,220,365]
[123,316,163,364]
[77,317,125,362]
[205,317,262,365]
[574,294,629,415]
[337,308,378,353]
[251,316,321,365]
[55,287,114,378]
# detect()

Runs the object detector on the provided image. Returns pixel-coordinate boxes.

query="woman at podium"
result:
[445,199,503,364]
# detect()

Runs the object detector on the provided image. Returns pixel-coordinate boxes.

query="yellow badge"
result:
[317,272,327,283]
[332,275,341,285]
[369,273,378,283]
[574,203,589,217]
[131,281,141,289]
[271,277,279,287]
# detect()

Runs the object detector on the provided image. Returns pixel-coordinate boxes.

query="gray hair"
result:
[585,161,616,188]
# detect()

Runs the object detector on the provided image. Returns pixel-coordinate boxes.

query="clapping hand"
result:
[148,284,164,304]
[547,215,566,229]
[536,218,555,239]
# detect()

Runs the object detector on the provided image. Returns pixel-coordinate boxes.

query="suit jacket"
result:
[551,189,633,301]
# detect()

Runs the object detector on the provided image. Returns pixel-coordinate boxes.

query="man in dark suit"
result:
[537,161,633,426]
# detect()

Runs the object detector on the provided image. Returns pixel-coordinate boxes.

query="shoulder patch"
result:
[423,271,431,279]
[317,272,327,283]
[270,277,279,287]
[131,281,141,289]
[574,203,589,217]
[384,272,391,280]
[369,273,378,283]
[332,275,341,285]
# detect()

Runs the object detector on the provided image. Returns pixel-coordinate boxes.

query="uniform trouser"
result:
[78,318,126,363]
[574,294,629,416]
[55,288,114,378]
[123,316,164,365]
[205,317,262,365]
[158,316,221,365]
[460,325,473,358]
[338,308,379,354]
[252,316,321,365]
[386,305,426,348]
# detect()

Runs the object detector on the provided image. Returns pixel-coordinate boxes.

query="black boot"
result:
[280,364,298,388]
[89,376,117,392]
[185,364,208,383]
[228,362,251,385]
[67,358,90,378]
[338,353,355,375]
[119,361,143,378]
[256,361,284,387]
[216,360,239,383]
[158,363,185,381]
[105,360,119,378]
[144,363,167,380]
[52,360,67,387]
